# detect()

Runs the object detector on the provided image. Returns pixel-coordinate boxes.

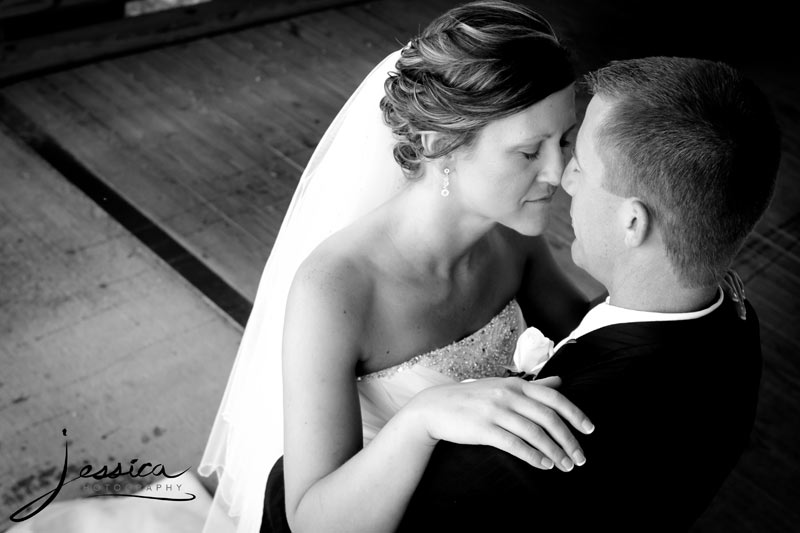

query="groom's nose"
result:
[561,165,576,196]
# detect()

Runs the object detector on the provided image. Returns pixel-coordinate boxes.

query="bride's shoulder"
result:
[289,231,377,316]
[283,238,376,362]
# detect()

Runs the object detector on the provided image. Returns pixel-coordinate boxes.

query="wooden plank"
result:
[0,125,242,531]
[0,0,368,84]
[124,0,212,17]
[0,1,127,42]
[0,0,54,20]
[0,72,284,300]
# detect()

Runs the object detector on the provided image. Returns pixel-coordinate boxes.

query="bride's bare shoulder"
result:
[289,224,380,315]
[281,231,379,365]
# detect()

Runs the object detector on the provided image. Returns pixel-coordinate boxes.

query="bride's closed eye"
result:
[524,136,571,161]
[521,142,543,161]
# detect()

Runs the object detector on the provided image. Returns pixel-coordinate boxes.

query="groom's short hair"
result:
[585,57,781,288]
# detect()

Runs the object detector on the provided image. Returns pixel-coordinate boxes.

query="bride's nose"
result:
[536,143,564,187]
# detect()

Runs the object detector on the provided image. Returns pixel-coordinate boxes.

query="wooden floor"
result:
[0,123,242,530]
[0,1,797,531]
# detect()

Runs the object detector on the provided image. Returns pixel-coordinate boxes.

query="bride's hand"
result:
[408,376,594,472]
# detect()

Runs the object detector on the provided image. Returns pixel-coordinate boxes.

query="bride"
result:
[200,2,596,532]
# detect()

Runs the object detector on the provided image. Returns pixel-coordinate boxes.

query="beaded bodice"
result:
[357,299,524,383]
[356,299,525,445]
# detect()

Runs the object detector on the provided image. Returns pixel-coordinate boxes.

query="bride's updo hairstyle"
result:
[381,1,574,177]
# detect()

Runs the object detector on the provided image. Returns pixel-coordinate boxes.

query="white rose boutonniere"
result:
[507,326,554,378]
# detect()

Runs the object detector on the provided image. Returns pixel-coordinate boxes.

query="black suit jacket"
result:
[397,294,762,532]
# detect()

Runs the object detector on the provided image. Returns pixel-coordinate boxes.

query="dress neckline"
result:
[357,299,522,381]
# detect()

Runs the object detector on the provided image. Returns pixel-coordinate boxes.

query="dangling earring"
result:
[441,167,451,197]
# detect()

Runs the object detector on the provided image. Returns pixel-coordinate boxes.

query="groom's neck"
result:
[606,266,718,314]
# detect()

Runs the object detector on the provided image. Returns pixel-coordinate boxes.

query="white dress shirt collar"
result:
[554,288,724,353]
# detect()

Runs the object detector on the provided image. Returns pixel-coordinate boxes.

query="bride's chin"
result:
[505,212,550,237]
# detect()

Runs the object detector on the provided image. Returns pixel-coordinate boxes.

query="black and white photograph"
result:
[1,1,797,531]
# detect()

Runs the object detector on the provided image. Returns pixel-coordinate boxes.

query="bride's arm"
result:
[282,252,593,533]
[282,254,440,533]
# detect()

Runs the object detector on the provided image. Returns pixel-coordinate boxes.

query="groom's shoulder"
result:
[543,295,762,393]
[563,292,760,355]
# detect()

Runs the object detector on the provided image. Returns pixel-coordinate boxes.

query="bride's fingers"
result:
[515,384,593,467]
[511,400,585,470]
[522,382,595,436]
[532,375,562,389]
[495,411,576,472]
[483,426,556,470]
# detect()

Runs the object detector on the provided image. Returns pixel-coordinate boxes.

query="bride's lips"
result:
[527,192,556,203]
[526,185,558,204]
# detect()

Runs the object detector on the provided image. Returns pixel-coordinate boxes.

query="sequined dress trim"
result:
[356,300,523,383]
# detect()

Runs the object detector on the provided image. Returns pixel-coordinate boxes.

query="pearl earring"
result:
[441,167,451,197]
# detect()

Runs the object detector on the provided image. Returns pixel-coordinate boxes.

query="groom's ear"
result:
[621,198,651,248]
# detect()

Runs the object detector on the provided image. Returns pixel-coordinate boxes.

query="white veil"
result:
[198,50,407,533]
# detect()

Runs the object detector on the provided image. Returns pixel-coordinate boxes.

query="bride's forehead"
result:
[480,88,576,143]
[479,110,573,147]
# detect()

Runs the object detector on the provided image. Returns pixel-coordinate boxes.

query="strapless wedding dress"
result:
[259,298,527,532]
[358,299,525,445]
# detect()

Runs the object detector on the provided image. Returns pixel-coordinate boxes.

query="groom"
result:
[397,57,781,531]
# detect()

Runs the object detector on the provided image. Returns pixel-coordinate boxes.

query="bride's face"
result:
[449,84,576,236]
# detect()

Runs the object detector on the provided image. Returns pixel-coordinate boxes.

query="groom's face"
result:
[561,96,625,287]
